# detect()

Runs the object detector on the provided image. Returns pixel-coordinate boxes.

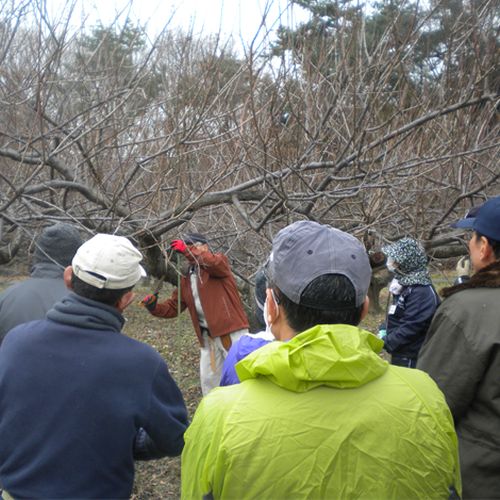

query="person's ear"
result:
[266,288,280,325]
[479,236,494,263]
[116,291,135,312]
[63,266,73,289]
[360,296,370,321]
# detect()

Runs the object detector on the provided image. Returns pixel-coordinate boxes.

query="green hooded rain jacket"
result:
[181,324,461,499]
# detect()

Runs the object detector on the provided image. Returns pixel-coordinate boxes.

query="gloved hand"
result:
[378,322,387,340]
[456,256,470,278]
[455,256,471,285]
[141,292,158,312]
[170,239,187,254]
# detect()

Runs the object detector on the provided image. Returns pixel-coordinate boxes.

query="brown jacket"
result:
[417,260,500,499]
[151,248,249,346]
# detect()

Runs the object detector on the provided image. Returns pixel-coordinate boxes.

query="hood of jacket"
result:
[30,261,65,279]
[236,324,388,392]
[47,292,125,332]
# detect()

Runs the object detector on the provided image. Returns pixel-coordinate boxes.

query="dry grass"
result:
[126,284,202,499]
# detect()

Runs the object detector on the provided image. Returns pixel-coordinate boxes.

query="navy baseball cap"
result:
[450,205,481,228]
[452,196,500,241]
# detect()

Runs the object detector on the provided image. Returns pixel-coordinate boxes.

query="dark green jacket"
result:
[418,260,500,499]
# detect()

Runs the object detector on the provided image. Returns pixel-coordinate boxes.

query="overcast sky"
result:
[44,0,310,50]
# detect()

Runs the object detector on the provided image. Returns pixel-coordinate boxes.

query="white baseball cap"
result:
[72,234,146,289]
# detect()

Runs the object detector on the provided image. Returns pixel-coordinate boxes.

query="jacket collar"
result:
[30,262,64,279]
[47,292,125,332]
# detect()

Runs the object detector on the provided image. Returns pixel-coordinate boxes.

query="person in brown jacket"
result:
[142,233,249,395]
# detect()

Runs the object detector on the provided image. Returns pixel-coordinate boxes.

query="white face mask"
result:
[386,256,398,273]
[263,297,271,333]
[389,278,404,295]
[264,289,280,336]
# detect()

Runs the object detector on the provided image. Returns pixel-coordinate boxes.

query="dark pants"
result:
[391,354,417,368]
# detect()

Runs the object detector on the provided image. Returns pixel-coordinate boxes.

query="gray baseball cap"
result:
[267,221,371,309]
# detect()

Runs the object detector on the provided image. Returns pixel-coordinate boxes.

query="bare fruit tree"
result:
[0,0,498,297]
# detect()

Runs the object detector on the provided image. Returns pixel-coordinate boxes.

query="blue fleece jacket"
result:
[220,332,273,386]
[0,292,188,499]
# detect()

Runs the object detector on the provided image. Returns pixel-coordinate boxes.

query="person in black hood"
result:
[0,223,83,344]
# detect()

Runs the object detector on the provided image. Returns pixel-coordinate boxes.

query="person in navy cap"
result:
[418,195,500,499]
[0,223,83,345]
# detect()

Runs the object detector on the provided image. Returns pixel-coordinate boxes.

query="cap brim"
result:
[450,217,475,229]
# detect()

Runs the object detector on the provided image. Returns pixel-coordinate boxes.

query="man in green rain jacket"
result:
[181,221,461,499]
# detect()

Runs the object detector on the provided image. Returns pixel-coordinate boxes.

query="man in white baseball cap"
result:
[0,234,188,499]
[181,221,460,499]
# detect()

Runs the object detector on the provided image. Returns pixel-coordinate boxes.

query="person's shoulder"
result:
[1,277,65,300]
[201,383,243,411]
[115,333,166,365]
[213,251,229,262]
[392,364,434,381]
[415,284,440,304]
[237,334,272,354]
[389,365,447,402]
[1,319,47,347]
[408,284,435,294]
[0,278,30,298]
[442,285,499,307]
[188,385,239,429]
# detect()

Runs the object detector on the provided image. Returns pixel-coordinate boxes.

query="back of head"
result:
[70,234,146,305]
[33,223,83,267]
[267,221,371,332]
